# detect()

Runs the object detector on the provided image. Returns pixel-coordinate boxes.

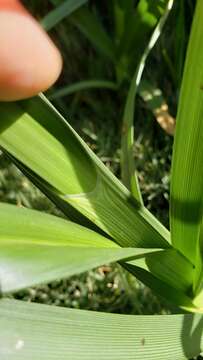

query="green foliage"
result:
[0,0,203,359]
[46,0,174,199]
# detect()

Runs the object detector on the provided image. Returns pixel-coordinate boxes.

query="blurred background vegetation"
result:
[0,0,196,316]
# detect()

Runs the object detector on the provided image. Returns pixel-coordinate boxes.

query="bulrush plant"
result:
[0,0,203,359]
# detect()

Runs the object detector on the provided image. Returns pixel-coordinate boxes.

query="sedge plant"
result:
[0,0,203,359]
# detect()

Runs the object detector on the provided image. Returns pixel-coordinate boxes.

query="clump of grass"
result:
[0,1,194,317]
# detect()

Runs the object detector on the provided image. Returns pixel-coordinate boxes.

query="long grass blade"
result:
[170,0,203,293]
[0,299,203,359]
[121,0,174,201]
[48,80,118,100]
[42,0,88,31]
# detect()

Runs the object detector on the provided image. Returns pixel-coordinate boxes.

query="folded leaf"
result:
[0,95,170,250]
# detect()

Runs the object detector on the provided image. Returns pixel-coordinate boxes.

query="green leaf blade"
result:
[0,299,203,359]
[42,0,88,31]
[48,80,118,100]
[121,0,173,202]
[170,0,203,291]
[0,101,97,196]
[0,203,160,293]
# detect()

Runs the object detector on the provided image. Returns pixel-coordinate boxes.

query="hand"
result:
[0,0,62,101]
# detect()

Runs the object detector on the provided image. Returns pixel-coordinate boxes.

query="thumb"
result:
[0,0,62,101]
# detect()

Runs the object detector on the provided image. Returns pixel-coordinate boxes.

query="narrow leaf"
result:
[41,0,88,31]
[121,0,173,200]
[48,80,118,100]
[170,0,203,292]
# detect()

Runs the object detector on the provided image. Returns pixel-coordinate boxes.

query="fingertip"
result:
[0,6,63,101]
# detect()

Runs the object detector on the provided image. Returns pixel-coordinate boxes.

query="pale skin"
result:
[0,0,62,101]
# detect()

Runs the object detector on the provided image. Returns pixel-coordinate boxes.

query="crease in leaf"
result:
[0,95,170,250]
